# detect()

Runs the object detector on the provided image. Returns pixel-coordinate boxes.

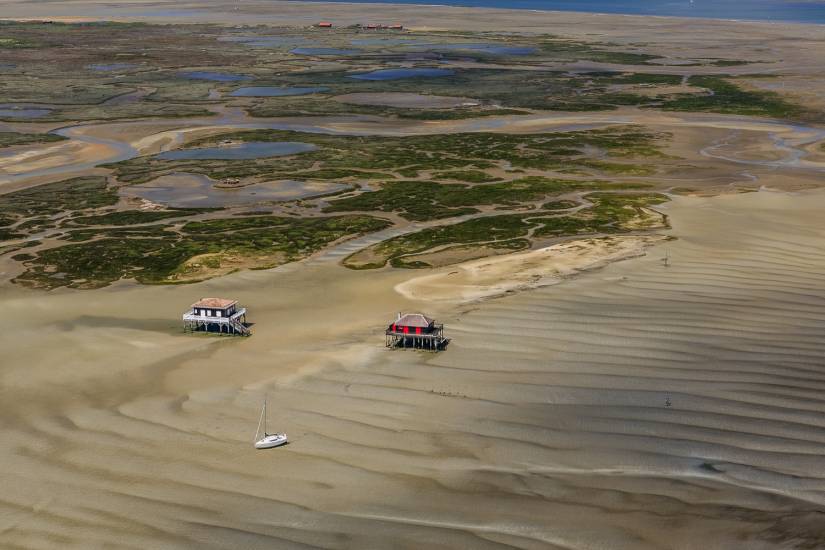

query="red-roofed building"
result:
[386,312,447,351]
[316,21,333,28]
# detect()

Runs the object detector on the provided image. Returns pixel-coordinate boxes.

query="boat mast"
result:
[255,399,266,442]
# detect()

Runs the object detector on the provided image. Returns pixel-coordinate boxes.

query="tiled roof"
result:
[395,313,434,328]
[192,298,237,309]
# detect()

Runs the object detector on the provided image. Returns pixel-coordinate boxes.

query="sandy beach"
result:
[2,1,825,548]
[395,235,668,303]
[3,187,825,548]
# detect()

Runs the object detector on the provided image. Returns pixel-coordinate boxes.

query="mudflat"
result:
[2,1,825,548]
[4,189,825,548]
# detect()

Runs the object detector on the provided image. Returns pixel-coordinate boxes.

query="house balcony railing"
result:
[182,307,247,323]
[385,323,444,338]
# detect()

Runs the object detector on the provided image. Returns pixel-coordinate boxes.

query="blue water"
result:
[0,105,52,119]
[290,47,363,56]
[350,67,455,80]
[179,71,251,82]
[156,142,317,161]
[350,37,431,46]
[230,86,330,97]
[287,0,825,24]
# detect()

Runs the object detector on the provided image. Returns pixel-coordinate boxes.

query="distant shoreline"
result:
[3,0,825,31]
[279,0,825,26]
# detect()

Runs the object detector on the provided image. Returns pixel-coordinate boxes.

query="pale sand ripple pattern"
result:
[4,191,825,547]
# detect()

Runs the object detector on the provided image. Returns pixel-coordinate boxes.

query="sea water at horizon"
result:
[287,0,825,24]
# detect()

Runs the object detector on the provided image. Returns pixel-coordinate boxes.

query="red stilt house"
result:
[386,312,447,351]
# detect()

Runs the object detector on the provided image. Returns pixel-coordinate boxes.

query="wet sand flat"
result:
[3,190,825,547]
[3,1,825,547]
[395,235,667,303]
[121,172,349,208]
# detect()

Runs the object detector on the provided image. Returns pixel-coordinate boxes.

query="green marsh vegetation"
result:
[0,77,124,106]
[660,76,807,119]
[0,177,390,294]
[544,192,670,235]
[107,126,669,187]
[246,69,690,114]
[239,68,811,122]
[0,176,118,241]
[0,36,43,49]
[0,21,790,124]
[347,214,535,269]
[421,31,664,65]
[1,22,806,288]
[244,69,813,122]
[245,95,529,120]
[344,192,669,269]
[15,214,391,289]
[0,20,252,118]
[4,124,671,287]
[432,170,502,183]
[537,38,659,65]
[66,209,212,227]
[100,125,670,278]
[0,132,66,148]
[0,176,117,222]
[323,178,650,222]
[542,199,581,210]
[0,176,209,239]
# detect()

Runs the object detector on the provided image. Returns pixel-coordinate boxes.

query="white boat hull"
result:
[255,433,288,449]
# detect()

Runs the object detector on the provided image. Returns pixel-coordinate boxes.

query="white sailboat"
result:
[254,398,288,449]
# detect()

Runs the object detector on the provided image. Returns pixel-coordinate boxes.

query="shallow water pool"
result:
[121,173,347,208]
[156,141,317,161]
[0,105,52,119]
[349,67,455,80]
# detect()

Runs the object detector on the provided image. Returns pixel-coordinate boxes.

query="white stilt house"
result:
[183,298,250,336]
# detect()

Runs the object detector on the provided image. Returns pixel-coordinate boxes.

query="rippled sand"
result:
[3,190,825,548]
[395,235,666,303]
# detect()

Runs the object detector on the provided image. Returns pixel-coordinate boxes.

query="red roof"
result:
[192,298,237,309]
[317,22,333,27]
[394,313,434,328]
